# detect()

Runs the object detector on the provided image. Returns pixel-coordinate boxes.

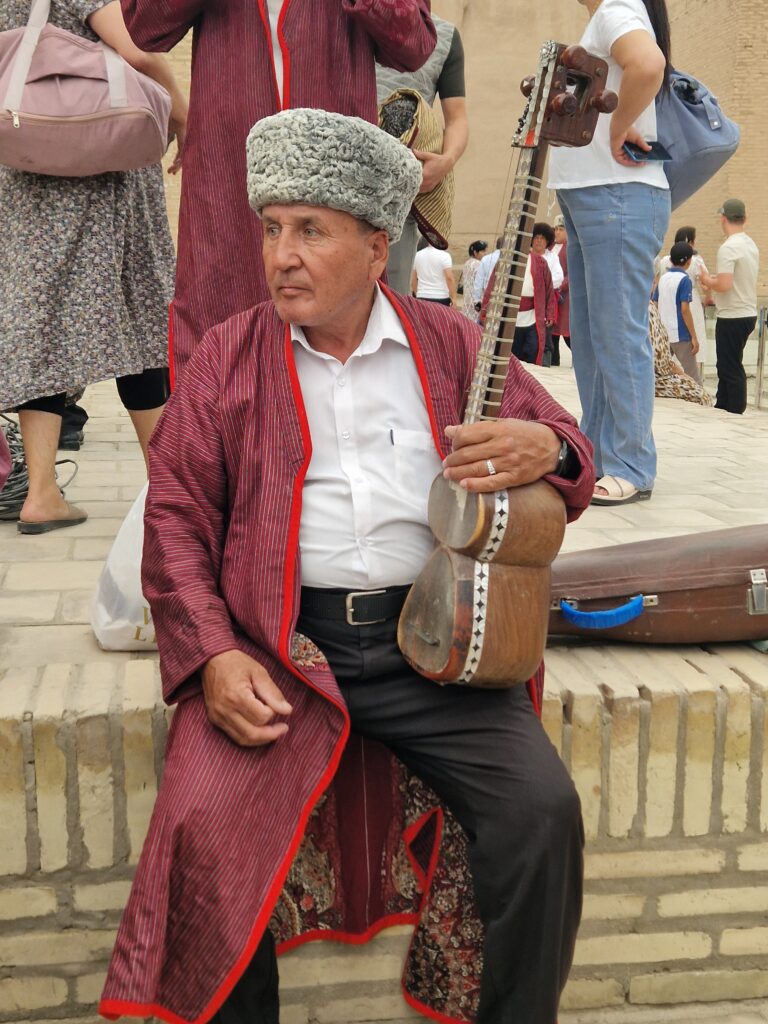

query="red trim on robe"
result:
[168,303,176,391]
[277,0,293,109]
[381,283,447,460]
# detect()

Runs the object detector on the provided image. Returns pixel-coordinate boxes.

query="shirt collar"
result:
[290,284,409,360]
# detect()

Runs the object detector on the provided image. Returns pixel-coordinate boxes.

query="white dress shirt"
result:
[473,248,500,305]
[292,287,443,589]
[267,0,285,106]
[544,248,564,290]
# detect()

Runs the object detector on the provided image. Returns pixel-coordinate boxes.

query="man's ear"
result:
[370,229,390,280]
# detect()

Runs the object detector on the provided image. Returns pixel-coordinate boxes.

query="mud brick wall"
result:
[2,644,768,1022]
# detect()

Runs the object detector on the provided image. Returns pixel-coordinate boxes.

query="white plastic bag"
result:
[91,482,158,651]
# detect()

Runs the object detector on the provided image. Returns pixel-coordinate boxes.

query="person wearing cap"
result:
[652,241,702,382]
[551,215,570,366]
[100,109,595,1024]
[700,199,760,414]
[119,0,436,380]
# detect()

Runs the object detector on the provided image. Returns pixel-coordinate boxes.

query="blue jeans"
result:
[557,184,670,491]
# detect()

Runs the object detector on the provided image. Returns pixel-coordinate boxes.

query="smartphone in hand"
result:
[622,140,672,162]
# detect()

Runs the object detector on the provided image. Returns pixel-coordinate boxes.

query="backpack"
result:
[656,70,740,211]
[0,0,170,176]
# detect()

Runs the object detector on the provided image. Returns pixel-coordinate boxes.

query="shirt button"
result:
[338,377,346,387]
[342,430,351,440]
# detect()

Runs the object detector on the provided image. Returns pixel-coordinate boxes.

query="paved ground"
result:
[1,357,767,1024]
[563,999,768,1023]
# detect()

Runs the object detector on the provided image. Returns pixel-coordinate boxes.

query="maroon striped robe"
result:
[120,0,436,378]
[482,253,556,366]
[99,291,594,1024]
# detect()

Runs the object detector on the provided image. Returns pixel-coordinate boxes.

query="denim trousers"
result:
[557,184,670,491]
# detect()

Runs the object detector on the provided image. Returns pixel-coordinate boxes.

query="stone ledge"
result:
[1,642,767,1022]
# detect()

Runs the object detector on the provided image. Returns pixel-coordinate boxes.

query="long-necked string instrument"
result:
[397,41,617,688]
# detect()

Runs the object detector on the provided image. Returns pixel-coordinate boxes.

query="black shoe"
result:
[58,430,84,451]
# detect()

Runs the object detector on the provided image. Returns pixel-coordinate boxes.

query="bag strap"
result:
[102,44,128,108]
[3,0,51,110]
[700,92,723,131]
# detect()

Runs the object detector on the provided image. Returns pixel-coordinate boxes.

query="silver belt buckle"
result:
[345,589,388,626]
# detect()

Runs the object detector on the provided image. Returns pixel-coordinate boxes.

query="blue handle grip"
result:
[558,594,645,630]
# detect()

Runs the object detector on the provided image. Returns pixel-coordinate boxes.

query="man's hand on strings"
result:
[202,650,292,746]
[442,420,561,492]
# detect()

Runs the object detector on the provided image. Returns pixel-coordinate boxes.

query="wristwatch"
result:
[552,439,579,480]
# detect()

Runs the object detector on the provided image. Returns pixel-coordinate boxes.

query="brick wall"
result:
[160,2,767,296]
[2,645,768,1022]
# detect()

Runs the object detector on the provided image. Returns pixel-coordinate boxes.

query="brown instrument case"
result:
[549,525,768,644]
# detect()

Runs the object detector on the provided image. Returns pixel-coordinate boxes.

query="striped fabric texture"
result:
[99,293,595,1024]
[120,0,436,378]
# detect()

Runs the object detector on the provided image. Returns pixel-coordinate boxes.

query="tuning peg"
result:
[551,93,579,116]
[590,90,619,114]
[520,76,536,98]
[560,45,588,71]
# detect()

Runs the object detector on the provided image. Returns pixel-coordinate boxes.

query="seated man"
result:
[100,109,595,1024]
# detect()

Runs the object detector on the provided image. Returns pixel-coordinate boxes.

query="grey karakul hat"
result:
[246,108,422,242]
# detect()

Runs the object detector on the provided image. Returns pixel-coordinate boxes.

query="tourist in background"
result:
[411,240,457,306]
[700,199,760,415]
[473,235,504,311]
[548,0,671,506]
[459,240,488,320]
[551,215,570,365]
[653,242,701,382]
[656,225,711,357]
[0,0,186,534]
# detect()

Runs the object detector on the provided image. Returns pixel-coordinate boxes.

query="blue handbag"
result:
[655,70,740,211]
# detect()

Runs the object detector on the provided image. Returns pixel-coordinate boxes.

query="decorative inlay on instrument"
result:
[397,41,618,688]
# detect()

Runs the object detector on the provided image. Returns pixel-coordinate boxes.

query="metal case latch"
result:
[748,569,768,616]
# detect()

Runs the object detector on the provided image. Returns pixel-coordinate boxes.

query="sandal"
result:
[590,475,652,507]
[18,502,88,534]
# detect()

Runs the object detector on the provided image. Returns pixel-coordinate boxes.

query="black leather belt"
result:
[300,585,412,626]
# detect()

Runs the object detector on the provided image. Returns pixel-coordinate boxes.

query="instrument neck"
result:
[464,143,550,424]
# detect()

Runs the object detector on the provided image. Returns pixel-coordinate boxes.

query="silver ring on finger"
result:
[486,458,497,476]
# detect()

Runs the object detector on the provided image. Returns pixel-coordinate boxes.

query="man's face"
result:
[262,204,388,327]
[531,234,548,255]
[554,225,567,245]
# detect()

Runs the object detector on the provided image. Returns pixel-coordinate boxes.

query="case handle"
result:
[557,594,646,630]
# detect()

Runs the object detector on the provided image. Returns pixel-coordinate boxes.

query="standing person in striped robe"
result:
[120,0,436,379]
[100,111,595,1024]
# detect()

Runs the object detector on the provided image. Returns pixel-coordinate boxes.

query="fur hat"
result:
[246,108,423,242]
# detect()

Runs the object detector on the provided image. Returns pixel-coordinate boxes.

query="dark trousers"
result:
[512,324,540,365]
[550,335,570,366]
[214,608,584,1024]
[715,316,756,414]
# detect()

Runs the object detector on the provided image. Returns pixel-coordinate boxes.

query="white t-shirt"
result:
[547,0,668,191]
[413,246,453,299]
[715,232,759,319]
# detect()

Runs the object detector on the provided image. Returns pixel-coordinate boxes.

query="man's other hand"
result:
[202,650,292,746]
[442,420,561,492]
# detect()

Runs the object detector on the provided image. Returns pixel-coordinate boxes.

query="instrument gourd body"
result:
[398,41,617,688]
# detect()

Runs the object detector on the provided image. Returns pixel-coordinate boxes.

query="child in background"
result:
[653,242,701,382]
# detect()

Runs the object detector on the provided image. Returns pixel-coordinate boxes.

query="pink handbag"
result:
[0,0,171,176]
